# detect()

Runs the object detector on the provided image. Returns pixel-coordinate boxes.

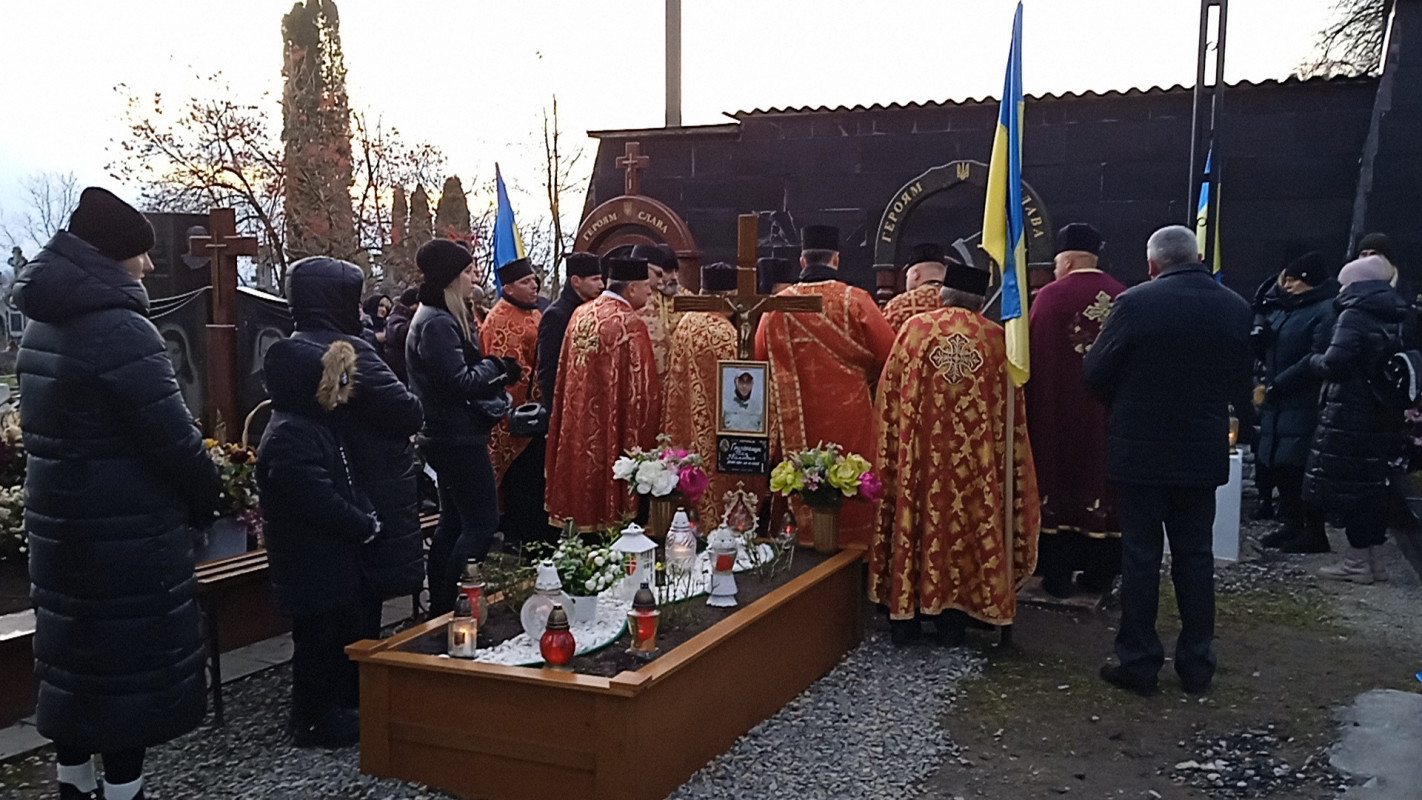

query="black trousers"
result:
[499,436,559,548]
[1114,483,1217,688]
[1272,465,1325,536]
[290,603,363,726]
[1342,487,1390,549]
[425,443,500,617]
[55,746,144,784]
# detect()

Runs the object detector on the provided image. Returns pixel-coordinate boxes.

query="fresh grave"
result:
[399,524,786,674]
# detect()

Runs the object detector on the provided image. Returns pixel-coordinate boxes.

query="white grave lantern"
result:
[520,560,572,640]
[706,525,739,608]
[664,510,698,572]
[611,523,657,601]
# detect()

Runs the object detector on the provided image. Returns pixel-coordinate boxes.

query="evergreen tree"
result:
[281,0,358,262]
[408,184,433,253]
[389,184,411,284]
[434,176,472,244]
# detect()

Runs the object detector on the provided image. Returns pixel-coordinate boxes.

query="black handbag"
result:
[509,402,549,437]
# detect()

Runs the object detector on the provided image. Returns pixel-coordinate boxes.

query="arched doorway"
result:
[574,142,705,290]
[871,160,1054,303]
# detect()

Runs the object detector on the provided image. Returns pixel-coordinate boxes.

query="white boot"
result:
[1369,546,1389,583]
[1318,547,1373,584]
[102,775,144,800]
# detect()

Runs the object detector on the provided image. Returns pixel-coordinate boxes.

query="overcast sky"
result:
[0,0,1339,250]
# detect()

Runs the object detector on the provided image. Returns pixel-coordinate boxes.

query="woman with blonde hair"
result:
[406,240,522,615]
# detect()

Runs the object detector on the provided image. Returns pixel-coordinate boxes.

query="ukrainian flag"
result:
[492,163,525,290]
[1196,149,1222,280]
[982,1,1029,386]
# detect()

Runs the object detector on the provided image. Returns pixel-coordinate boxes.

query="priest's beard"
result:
[659,278,680,297]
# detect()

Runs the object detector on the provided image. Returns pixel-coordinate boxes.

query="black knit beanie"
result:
[416,239,473,291]
[67,187,155,262]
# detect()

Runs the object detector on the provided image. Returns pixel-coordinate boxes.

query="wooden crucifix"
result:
[674,214,822,358]
[616,141,650,196]
[188,207,258,440]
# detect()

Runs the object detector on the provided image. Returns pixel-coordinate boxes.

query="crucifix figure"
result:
[674,215,823,359]
[188,207,258,439]
[616,141,650,197]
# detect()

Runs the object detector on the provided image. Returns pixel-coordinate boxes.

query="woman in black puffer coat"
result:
[1256,253,1337,553]
[405,240,519,616]
[14,188,221,800]
[286,258,423,638]
[1304,255,1411,584]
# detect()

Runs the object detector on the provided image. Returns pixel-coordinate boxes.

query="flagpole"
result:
[1001,280,1016,648]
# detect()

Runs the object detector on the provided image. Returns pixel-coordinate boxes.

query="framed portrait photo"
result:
[716,360,769,437]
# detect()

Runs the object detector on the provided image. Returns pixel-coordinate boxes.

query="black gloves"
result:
[501,356,524,386]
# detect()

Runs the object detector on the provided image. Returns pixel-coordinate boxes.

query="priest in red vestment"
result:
[1026,224,1126,598]
[664,262,766,529]
[884,243,952,331]
[869,261,1040,644]
[480,257,554,545]
[754,225,897,548]
[632,243,687,388]
[545,256,661,531]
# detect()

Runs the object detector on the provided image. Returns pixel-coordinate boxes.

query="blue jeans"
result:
[1114,484,1217,689]
[424,443,500,617]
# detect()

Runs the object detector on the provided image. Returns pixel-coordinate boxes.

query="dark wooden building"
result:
[581,59,1413,300]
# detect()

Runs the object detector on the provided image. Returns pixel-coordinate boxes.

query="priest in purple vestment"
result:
[1026,224,1127,598]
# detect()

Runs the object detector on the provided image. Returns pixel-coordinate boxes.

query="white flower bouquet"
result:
[611,435,710,501]
[551,534,624,596]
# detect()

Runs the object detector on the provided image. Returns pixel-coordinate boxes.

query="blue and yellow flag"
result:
[1195,149,1222,280]
[982,1,1029,386]
[492,163,526,291]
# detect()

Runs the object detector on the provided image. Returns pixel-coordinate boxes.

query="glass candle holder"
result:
[627,582,660,656]
[539,605,576,671]
[447,593,478,659]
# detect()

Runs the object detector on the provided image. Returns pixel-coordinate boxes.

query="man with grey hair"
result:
[1083,224,1251,697]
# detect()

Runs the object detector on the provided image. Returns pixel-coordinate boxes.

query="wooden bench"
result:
[196,512,442,725]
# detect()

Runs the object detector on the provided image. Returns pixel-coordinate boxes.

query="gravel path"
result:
[1,628,980,800]
[667,631,981,800]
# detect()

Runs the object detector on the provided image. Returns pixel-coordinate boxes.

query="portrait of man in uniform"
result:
[718,362,768,435]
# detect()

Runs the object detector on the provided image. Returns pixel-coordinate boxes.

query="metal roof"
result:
[725,74,1376,119]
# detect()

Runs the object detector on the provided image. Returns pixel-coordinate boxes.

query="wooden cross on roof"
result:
[188,207,258,439]
[674,214,822,359]
[616,141,650,196]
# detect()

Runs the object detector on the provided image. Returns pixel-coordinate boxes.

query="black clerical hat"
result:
[564,252,601,278]
[801,225,839,252]
[905,242,949,268]
[497,257,534,285]
[757,257,796,293]
[943,261,991,296]
[701,261,738,293]
[1056,223,1103,256]
[632,243,678,271]
[606,257,650,282]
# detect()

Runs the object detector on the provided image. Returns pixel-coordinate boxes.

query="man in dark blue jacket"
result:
[535,252,604,419]
[1083,225,1251,697]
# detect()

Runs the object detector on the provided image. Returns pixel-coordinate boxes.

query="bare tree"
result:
[0,171,80,252]
[350,110,446,283]
[538,95,588,293]
[107,77,288,288]
[1296,0,1392,77]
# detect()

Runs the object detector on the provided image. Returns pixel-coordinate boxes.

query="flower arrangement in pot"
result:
[612,434,710,538]
[550,534,624,625]
[769,442,882,552]
[204,438,263,545]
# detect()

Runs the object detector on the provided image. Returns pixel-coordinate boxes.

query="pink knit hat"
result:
[1338,255,1395,287]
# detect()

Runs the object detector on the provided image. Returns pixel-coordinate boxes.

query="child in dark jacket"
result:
[256,338,380,748]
